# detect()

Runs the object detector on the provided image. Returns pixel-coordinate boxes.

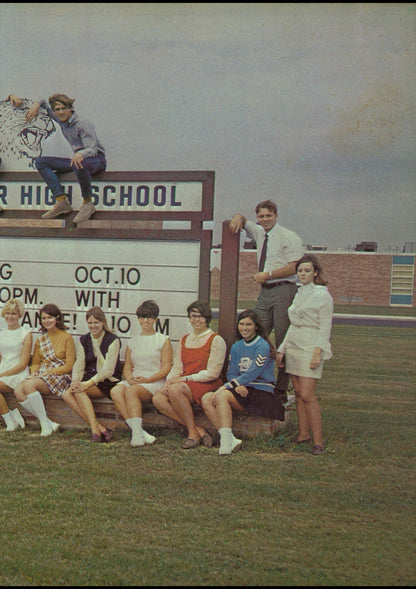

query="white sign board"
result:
[0,237,201,357]
[0,180,203,213]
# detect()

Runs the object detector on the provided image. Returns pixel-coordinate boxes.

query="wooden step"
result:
[1,391,291,437]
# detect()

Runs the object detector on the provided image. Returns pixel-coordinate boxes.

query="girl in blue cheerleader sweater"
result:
[201,309,284,455]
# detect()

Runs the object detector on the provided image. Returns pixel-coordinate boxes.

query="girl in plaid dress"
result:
[14,303,75,436]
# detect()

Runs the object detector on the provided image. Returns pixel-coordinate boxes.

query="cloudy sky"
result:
[2,2,415,250]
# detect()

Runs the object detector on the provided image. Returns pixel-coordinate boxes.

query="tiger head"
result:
[0,98,55,170]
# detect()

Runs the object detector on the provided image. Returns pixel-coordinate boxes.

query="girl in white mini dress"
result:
[110,300,172,447]
[0,299,31,431]
[277,254,333,455]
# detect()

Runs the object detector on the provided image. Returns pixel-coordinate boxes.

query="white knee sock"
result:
[143,430,156,444]
[230,433,242,453]
[219,428,242,454]
[21,395,51,433]
[48,419,60,433]
[11,407,25,429]
[130,417,146,446]
[126,417,155,444]
[219,427,233,455]
[2,411,18,431]
[20,398,36,417]
[26,391,53,436]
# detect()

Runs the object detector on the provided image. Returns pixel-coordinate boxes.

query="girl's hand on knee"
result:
[166,376,183,385]
[69,381,81,393]
[159,385,169,396]
[235,385,249,398]
[79,379,94,392]
[134,376,149,384]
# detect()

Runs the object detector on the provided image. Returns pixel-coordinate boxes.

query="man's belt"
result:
[261,280,294,289]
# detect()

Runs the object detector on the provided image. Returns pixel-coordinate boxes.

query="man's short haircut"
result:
[136,300,159,319]
[255,200,278,215]
[49,94,75,111]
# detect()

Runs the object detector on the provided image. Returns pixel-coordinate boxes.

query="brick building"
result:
[210,250,416,308]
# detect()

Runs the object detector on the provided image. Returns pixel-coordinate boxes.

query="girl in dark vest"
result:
[62,306,122,442]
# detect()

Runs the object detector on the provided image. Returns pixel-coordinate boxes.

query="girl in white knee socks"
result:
[14,303,75,436]
[0,299,31,431]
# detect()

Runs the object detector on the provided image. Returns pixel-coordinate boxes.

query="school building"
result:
[210,250,416,308]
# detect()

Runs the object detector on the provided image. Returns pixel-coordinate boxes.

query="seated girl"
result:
[62,306,122,442]
[0,299,31,431]
[110,300,173,447]
[202,309,282,455]
[14,303,75,436]
[152,300,226,449]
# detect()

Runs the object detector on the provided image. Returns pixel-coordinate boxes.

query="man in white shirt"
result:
[229,199,304,401]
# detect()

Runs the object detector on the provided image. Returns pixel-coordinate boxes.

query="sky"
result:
[1,2,415,250]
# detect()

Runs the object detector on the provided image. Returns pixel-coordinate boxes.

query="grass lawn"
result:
[0,324,415,586]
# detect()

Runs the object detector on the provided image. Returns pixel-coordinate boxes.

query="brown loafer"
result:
[312,444,324,455]
[201,433,213,448]
[181,438,201,449]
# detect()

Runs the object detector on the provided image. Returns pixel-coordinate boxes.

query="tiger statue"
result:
[0,98,55,170]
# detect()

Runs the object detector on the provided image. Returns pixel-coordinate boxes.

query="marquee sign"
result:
[0,179,203,212]
[0,236,201,349]
[0,171,215,356]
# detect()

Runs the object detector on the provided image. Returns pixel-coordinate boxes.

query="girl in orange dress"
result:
[152,300,226,449]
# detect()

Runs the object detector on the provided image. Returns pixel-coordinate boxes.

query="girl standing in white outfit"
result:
[110,300,172,447]
[277,254,333,455]
[0,299,31,431]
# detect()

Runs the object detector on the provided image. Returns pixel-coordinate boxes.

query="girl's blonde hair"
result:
[1,298,25,318]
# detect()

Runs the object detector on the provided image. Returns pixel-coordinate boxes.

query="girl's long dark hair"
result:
[235,309,277,360]
[39,303,67,332]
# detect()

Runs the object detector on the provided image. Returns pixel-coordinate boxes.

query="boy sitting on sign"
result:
[7,93,106,224]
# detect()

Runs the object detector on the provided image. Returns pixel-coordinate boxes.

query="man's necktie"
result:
[258,234,268,272]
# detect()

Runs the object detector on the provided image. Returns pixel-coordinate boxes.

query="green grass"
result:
[0,324,415,586]
[333,304,416,317]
